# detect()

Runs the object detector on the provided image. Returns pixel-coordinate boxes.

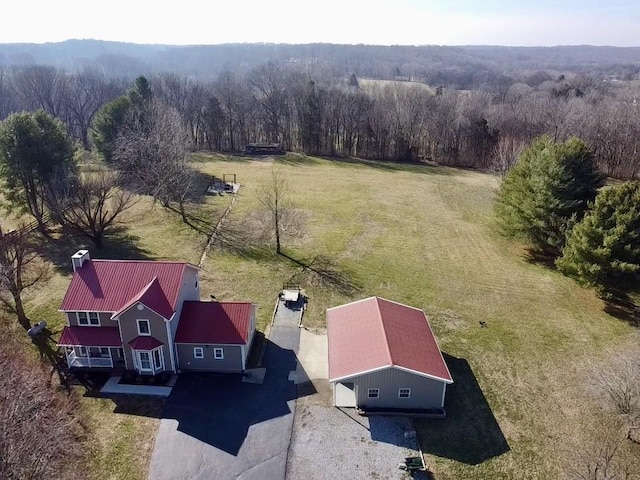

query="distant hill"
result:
[0,40,639,84]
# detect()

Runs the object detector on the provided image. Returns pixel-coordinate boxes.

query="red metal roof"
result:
[327,297,452,383]
[60,259,193,319]
[58,326,122,347]
[175,301,252,344]
[128,336,164,350]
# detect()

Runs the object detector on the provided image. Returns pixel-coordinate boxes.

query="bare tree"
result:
[490,136,526,179]
[596,352,640,443]
[113,99,192,210]
[0,348,84,480]
[50,170,136,248]
[0,224,48,330]
[257,168,301,255]
[9,65,67,118]
[565,420,639,480]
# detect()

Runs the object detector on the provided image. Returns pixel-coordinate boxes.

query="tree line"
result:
[1,62,639,180]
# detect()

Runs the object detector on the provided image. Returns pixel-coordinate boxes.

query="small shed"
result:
[327,297,452,411]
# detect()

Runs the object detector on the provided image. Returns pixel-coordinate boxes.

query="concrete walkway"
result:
[147,299,302,480]
[100,376,174,397]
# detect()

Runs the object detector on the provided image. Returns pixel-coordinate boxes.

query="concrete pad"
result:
[242,368,266,384]
[99,376,173,397]
[297,328,328,380]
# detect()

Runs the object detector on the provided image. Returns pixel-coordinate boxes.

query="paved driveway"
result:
[148,299,301,480]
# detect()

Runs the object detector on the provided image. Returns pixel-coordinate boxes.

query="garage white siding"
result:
[352,367,446,409]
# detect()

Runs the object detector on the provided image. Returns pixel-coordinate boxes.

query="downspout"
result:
[166,313,177,373]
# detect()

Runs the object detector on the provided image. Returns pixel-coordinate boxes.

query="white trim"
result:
[173,341,245,346]
[76,311,101,326]
[115,316,129,370]
[330,365,452,384]
[240,345,245,371]
[137,319,151,336]
[110,301,169,322]
[78,346,88,356]
[193,347,204,359]
[441,383,447,408]
[367,388,380,398]
[398,388,411,398]
[392,365,454,384]
[213,348,224,360]
[137,350,153,373]
[165,313,177,373]
[329,365,392,383]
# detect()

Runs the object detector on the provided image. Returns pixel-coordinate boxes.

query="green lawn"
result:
[196,153,636,479]
[5,151,637,478]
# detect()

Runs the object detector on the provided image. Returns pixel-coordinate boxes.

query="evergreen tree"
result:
[90,76,152,162]
[495,136,604,257]
[557,182,640,295]
[0,110,75,230]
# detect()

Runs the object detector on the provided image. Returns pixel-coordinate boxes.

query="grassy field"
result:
[195,153,637,479]
[4,151,637,478]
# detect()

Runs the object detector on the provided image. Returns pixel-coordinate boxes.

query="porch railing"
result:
[67,350,113,368]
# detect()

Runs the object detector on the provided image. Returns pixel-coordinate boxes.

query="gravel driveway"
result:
[287,329,426,479]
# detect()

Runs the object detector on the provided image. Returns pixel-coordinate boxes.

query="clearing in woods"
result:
[197,153,635,479]
[6,151,636,479]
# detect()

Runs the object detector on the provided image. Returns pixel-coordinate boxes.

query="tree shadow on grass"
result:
[30,328,70,389]
[603,294,640,327]
[35,226,154,275]
[415,353,510,465]
[280,252,362,296]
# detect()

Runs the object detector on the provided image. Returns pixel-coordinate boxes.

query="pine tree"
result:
[557,181,640,295]
[495,136,604,257]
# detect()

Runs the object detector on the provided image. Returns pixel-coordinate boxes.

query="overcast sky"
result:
[3,0,639,46]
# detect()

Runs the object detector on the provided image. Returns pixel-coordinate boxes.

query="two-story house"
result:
[57,250,257,375]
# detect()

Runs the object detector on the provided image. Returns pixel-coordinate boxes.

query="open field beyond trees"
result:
[3,152,639,478]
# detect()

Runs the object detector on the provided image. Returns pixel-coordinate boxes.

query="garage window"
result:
[398,388,411,398]
[193,347,204,359]
[367,388,380,398]
[213,348,224,360]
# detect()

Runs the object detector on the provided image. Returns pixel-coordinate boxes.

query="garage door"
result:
[334,382,357,407]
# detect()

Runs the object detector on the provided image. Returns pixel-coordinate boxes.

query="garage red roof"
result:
[128,336,164,350]
[60,259,194,319]
[327,297,452,383]
[58,326,122,347]
[175,301,253,344]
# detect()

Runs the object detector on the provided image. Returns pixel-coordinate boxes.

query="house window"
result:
[78,346,88,356]
[99,347,110,357]
[194,278,198,289]
[368,388,380,398]
[153,348,163,370]
[193,347,204,359]
[137,319,150,336]
[213,348,224,360]
[77,312,100,326]
[399,388,411,399]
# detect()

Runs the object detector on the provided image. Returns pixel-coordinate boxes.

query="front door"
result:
[137,351,152,373]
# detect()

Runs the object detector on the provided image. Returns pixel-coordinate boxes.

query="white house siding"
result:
[351,367,447,409]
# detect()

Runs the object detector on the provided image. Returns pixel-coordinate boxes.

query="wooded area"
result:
[0,41,639,179]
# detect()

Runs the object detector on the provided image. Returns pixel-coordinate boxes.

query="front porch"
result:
[65,346,125,369]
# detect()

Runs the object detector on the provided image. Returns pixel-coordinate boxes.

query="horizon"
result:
[1,38,639,50]
[3,1,640,47]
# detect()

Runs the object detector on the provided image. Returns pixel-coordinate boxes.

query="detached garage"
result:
[327,297,452,412]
